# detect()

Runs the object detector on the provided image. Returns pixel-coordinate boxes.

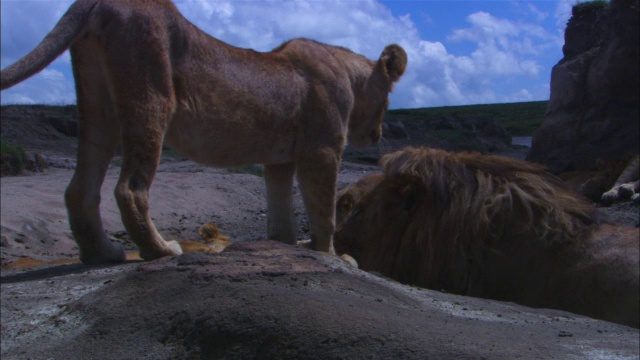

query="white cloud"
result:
[0,0,74,67]
[2,67,75,105]
[399,9,556,107]
[527,3,549,22]
[2,0,561,108]
[554,0,576,32]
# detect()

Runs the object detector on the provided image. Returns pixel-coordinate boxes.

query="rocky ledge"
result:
[2,241,637,359]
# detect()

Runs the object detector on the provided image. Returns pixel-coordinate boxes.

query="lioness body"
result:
[1,0,406,264]
[335,147,639,328]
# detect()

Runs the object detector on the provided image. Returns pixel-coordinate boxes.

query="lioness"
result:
[1,0,407,264]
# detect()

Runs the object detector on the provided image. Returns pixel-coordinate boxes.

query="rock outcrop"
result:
[527,0,639,173]
[2,241,638,359]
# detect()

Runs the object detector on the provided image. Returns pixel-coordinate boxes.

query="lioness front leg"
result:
[265,163,297,244]
[114,111,182,261]
[296,154,339,254]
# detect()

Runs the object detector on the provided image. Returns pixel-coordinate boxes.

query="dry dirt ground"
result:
[0,156,379,266]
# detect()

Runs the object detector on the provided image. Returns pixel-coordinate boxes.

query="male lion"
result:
[0,0,406,264]
[335,147,639,328]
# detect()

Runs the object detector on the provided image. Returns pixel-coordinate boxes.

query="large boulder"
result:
[2,241,638,359]
[527,0,639,173]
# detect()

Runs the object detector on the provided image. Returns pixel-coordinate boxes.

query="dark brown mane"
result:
[337,147,597,293]
[335,147,639,328]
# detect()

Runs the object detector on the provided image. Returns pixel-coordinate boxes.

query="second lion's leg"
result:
[296,153,339,254]
[265,163,297,244]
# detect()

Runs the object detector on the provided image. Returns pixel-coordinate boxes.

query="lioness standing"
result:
[1,0,407,264]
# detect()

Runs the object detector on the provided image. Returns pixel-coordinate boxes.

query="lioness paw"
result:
[340,254,359,268]
[166,240,184,255]
[139,240,183,261]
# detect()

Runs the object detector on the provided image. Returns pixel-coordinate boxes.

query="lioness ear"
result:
[378,44,407,83]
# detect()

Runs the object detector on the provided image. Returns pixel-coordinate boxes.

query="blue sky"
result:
[1,0,581,109]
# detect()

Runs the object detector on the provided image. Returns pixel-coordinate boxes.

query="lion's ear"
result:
[378,44,407,83]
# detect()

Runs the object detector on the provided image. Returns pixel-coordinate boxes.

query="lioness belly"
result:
[164,114,296,167]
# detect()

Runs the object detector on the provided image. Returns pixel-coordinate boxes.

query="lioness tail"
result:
[0,0,97,90]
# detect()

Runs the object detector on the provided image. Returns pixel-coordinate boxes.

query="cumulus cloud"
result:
[554,0,576,32]
[2,0,562,108]
[1,68,75,105]
[0,0,74,67]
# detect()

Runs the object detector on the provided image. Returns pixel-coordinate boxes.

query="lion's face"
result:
[334,173,420,270]
[336,173,384,227]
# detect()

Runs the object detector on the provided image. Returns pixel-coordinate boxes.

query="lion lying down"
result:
[334,147,639,328]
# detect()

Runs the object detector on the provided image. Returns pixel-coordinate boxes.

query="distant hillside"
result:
[0,101,548,139]
[1,101,545,170]
[390,100,548,136]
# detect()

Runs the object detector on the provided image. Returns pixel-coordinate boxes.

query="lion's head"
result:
[336,147,597,288]
[335,147,640,327]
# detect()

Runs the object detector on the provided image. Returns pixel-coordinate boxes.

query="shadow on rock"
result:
[1,241,638,359]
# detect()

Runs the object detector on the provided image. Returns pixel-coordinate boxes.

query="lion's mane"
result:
[336,147,597,293]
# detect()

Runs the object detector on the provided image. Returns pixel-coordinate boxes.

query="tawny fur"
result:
[179,223,232,254]
[0,0,406,264]
[335,147,639,328]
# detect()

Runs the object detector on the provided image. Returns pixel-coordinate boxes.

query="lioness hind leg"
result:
[265,163,297,244]
[66,155,127,264]
[296,155,339,254]
[65,46,125,265]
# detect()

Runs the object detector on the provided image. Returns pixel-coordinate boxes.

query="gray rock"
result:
[528,0,639,173]
[2,241,637,359]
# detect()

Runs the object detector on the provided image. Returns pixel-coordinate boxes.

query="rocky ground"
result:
[1,105,638,358]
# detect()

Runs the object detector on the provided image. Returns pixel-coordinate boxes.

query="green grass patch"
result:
[573,0,609,10]
[0,140,26,176]
[389,100,548,136]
